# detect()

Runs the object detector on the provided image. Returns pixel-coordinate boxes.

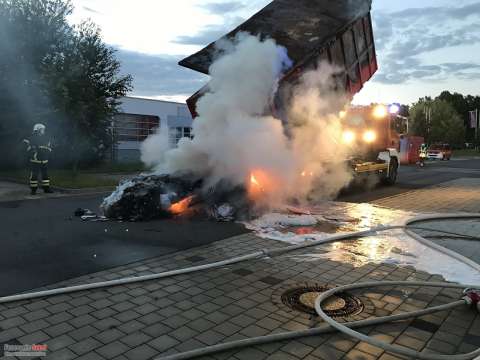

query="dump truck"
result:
[179,0,400,185]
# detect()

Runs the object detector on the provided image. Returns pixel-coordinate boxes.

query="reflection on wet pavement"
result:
[246,201,412,242]
[244,202,480,284]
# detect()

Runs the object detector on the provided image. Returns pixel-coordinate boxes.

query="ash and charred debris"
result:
[101,174,201,221]
[74,208,108,222]
[100,174,251,222]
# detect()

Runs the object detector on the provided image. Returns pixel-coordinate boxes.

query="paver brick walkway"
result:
[373,178,480,213]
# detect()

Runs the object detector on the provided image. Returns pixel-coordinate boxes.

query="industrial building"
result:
[111,96,193,162]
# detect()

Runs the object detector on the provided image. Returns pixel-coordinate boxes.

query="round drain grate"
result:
[281,284,364,317]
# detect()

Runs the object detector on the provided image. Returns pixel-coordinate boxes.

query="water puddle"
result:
[244,202,480,284]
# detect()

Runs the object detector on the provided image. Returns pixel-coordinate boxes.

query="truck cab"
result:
[340,105,400,185]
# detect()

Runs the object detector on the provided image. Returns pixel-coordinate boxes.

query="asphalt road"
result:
[0,193,247,296]
[0,157,478,296]
[338,158,480,203]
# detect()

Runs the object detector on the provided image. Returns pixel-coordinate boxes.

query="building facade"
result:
[112,96,193,162]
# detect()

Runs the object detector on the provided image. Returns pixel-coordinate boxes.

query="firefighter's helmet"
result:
[33,123,46,135]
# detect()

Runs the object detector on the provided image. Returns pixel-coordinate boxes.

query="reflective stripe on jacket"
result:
[26,134,52,163]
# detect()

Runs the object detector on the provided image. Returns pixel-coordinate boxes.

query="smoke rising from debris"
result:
[141,33,353,207]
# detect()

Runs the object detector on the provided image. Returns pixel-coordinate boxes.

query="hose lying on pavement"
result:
[404,214,480,274]
[157,214,480,360]
[314,281,480,360]
[0,225,398,304]
[160,282,479,360]
[2,213,478,304]
[0,214,479,358]
[409,227,480,241]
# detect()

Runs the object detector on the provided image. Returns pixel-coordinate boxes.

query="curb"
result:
[0,177,115,195]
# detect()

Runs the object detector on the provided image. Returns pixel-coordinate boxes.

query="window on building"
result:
[169,127,193,147]
[114,113,159,142]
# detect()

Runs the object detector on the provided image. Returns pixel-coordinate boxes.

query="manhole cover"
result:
[281,285,364,317]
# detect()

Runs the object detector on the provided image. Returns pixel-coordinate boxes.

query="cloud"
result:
[116,49,208,97]
[174,27,228,46]
[174,15,245,46]
[199,1,244,14]
[372,2,480,84]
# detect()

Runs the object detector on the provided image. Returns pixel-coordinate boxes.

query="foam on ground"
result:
[244,202,480,284]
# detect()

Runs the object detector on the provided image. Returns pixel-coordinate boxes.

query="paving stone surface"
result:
[1,179,480,359]
[409,219,480,264]
[373,178,480,213]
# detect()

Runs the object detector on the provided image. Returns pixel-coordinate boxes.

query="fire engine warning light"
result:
[373,105,388,119]
[342,130,356,144]
[363,130,377,143]
[389,104,400,114]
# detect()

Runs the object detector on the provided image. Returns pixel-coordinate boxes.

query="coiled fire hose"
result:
[159,283,480,360]
[314,282,480,360]
[0,214,479,359]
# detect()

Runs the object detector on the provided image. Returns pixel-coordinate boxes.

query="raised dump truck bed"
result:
[179,0,377,117]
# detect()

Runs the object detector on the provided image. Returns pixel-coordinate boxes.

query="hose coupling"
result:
[463,288,480,312]
[261,249,271,257]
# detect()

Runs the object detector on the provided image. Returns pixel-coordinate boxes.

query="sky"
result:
[69,0,480,105]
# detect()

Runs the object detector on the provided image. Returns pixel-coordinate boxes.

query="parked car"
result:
[427,144,452,160]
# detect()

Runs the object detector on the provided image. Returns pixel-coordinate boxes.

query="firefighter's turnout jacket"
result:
[24,134,52,190]
[26,134,52,165]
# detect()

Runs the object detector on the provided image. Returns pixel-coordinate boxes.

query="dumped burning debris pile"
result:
[101,174,251,222]
[101,174,200,221]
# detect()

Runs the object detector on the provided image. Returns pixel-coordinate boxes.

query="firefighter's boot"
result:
[30,188,37,195]
[43,187,53,194]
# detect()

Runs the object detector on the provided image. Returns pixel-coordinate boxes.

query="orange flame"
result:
[250,174,261,187]
[248,169,281,201]
[169,196,194,214]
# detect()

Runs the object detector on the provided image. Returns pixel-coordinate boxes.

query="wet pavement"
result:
[0,178,479,359]
[0,193,247,296]
[1,172,480,359]
[244,198,480,285]
[245,202,411,243]
[338,158,480,203]
[0,227,478,360]
[409,219,480,265]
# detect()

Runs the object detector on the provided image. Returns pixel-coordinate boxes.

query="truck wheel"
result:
[384,158,398,185]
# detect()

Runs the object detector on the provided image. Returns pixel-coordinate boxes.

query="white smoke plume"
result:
[142,33,353,207]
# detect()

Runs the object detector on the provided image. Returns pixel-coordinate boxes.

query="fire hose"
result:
[0,225,399,304]
[0,214,479,359]
[159,283,480,360]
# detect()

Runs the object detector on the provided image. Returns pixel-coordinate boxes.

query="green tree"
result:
[409,98,465,147]
[0,0,72,168]
[0,0,132,170]
[437,91,480,143]
[44,21,132,172]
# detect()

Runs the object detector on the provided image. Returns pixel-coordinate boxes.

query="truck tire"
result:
[384,157,398,185]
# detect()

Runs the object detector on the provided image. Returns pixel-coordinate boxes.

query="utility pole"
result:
[470,109,479,150]
[424,105,432,143]
[476,109,479,150]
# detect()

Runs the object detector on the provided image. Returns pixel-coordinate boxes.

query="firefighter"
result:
[418,143,428,168]
[23,124,53,195]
